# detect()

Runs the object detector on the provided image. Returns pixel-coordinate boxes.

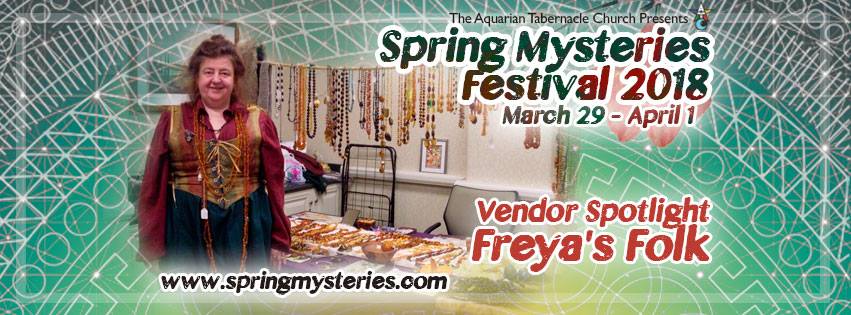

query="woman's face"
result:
[197,56,235,107]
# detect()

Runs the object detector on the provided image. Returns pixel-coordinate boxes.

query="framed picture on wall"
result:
[420,139,447,174]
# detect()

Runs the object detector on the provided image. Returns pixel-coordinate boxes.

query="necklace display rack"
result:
[257,61,545,152]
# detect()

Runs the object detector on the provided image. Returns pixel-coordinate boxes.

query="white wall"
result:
[269,66,554,232]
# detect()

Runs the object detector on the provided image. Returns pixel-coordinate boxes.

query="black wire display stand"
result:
[340,144,397,227]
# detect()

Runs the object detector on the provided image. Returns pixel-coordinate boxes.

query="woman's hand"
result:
[270,248,288,271]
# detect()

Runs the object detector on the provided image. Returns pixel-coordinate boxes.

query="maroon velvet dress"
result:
[137,100,291,271]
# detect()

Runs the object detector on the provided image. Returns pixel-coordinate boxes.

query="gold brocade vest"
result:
[167,104,263,208]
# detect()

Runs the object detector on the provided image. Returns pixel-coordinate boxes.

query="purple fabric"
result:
[282,146,325,176]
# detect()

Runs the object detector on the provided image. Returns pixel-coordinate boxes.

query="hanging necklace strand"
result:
[287,65,296,123]
[193,107,251,272]
[306,65,317,139]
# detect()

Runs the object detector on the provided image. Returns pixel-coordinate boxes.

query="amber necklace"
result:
[294,65,307,150]
[193,105,252,272]
[408,67,417,126]
[372,69,381,142]
[553,134,569,198]
[397,71,408,146]
[363,70,372,136]
[447,68,456,113]
[408,69,417,138]
[324,69,335,144]
[458,104,465,129]
[384,68,394,143]
[424,67,437,146]
[377,69,389,172]
[469,101,479,124]
[436,66,444,113]
[417,67,426,128]
[396,78,403,146]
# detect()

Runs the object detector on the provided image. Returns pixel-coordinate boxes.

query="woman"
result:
[138,35,290,272]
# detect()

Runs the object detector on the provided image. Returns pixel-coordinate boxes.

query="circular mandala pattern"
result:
[802,266,836,299]
[786,0,810,15]
[778,234,812,268]
[805,9,826,30]
[64,203,97,236]
[124,149,147,176]
[690,151,725,184]
[825,301,851,315]
[722,176,756,209]
[751,204,786,237]
[0,299,24,315]
[94,175,126,209]
[11,18,32,37]
[29,3,51,23]
[823,23,845,44]
[13,265,46,299]
[37,232,71,266]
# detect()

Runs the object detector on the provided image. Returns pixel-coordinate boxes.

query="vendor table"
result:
[279,211,466,274]
[262,212,541,314]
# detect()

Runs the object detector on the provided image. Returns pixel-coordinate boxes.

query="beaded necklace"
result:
[363,70,372,136]
[346,68,354,112]
[331,69,340,154]
[458,104,465,129]
[424,67,437,147]
[436,66,444,113]
[372,69,381,142]
[294,65,307,150]
[274,65,284,117]
[447,68,456,113]
[192,105,252,272]
[384,68,393,143]
[469,101,478,124]
[323,68,351,158]
[408,67,417,125]
[396,81,403,147]
[306,66,317,139]
[357,70,365,129]
[409,69,417,125]
[286,66,296,122]
[376,70,389,172]
[325,69,335,144]
[397,71,407,146]
[418,67,426,128]
[553,134,569,198]
[340,69,350,157]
